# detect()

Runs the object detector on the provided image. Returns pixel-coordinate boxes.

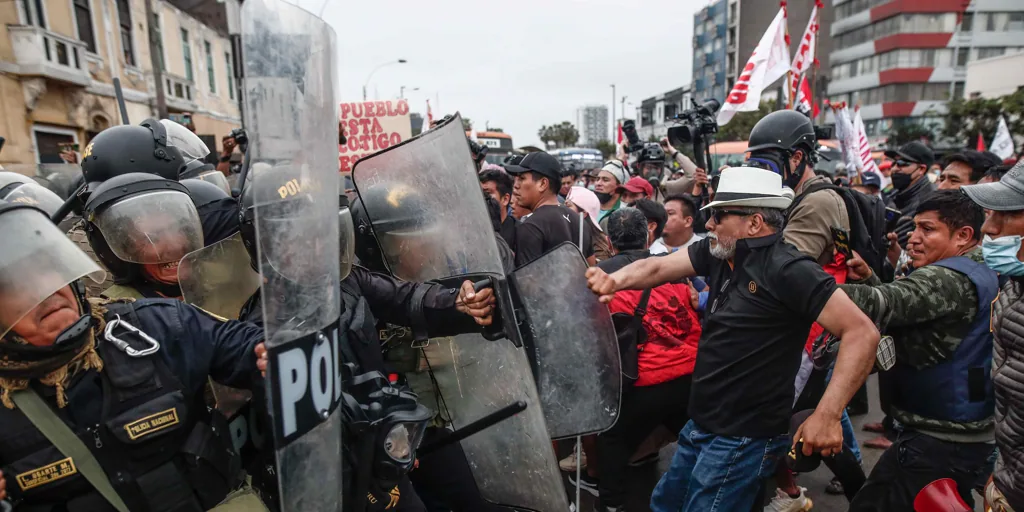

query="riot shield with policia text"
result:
[351,114,621,511]
[241,0,342,510]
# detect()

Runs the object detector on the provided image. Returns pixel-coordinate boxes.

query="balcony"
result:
[164,73,197,111]
[7,25,90,86]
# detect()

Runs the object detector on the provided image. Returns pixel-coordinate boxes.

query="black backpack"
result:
[788,182,888,277]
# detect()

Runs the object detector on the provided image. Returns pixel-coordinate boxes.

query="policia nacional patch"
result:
[16,457,78,491]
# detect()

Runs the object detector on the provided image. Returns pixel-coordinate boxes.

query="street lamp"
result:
[363,59,407,100]
[399,86,419,99]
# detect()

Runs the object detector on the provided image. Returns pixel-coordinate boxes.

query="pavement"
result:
[560,374,985,511]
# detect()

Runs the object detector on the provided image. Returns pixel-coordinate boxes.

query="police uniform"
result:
[0,299,264,512]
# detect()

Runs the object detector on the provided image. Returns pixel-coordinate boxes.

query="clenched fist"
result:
[586,267,619,304]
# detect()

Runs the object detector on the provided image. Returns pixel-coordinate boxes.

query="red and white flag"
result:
[794,76,819,119]
[426,99,434,128]
[718,6,791,126]
[616,120,624,145]
[853,108,880,178]
[789,1,820,103]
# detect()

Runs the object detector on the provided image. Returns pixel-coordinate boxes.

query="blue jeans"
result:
[650,420,789,512]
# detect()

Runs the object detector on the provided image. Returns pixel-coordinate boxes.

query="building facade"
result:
[0,0,241,170]
[575,104,609,147]
[638,86,693,141]
[693,0,728,103]
[964,50,1024,99]
[827,0,1024,136]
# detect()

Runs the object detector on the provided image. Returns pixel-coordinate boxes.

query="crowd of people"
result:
[2,98,1024,512]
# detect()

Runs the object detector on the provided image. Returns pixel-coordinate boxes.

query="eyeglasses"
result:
[895,159,919,168]
[709,208,754,224]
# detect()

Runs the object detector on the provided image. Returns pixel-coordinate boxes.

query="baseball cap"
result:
[619,176,654,198]
[503,152,562,184]
[884,141,934,168]
[962,159,1024,211]
[858,172,882,189]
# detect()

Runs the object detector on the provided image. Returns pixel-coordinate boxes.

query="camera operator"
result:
[216,128,247,176]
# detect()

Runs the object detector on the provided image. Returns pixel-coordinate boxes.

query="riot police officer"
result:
[181,178,240,244]
[0,201,269,511]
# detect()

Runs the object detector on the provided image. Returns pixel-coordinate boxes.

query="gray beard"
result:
[707,234,736,260]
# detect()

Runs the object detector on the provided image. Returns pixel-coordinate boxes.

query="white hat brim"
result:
[701,196,793,211]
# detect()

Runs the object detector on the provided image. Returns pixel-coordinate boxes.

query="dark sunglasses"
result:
[709,208,754,223]
[895,159,919,168]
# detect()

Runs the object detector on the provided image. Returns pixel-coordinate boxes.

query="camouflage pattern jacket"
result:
[841,247,994,441]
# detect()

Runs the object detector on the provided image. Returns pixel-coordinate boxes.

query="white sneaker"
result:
[559,448,586,472]
[764,487,813,512]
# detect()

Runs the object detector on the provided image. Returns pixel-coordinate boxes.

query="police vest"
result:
[0,302,240,512]
[890,256,998,424]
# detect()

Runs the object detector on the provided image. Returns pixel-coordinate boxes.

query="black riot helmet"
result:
[0,200,104,350]
[637,143,666,166]
[182,178,230,209]
[83,173,203,294]
[80,119,186,192]
[350,183,438,279]
[746,110,818,188]
[180,160,231,195]
[182,178,239,245]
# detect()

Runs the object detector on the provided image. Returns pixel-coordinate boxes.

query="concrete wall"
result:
[965,51,1024,99]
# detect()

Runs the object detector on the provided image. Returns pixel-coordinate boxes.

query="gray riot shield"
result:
[351,115,567,512]
[241,0,342,510]
[511,242,621,438]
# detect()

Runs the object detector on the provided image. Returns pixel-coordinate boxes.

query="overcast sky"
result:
[290,0,705,147]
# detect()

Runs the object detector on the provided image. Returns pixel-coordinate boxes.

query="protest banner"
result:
[338,99,412,173]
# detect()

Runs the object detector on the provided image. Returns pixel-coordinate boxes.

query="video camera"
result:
[621,120,644,154]
[667,98,720,150]
[229,127,249,153]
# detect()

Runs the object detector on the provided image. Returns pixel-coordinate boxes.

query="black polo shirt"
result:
[687,233,836,438]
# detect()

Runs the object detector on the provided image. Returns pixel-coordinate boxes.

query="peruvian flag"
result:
[718,6,791,126]
[795,76,819,118]
[426,99,434,128]
[853,108,881,179]
[789,1,820,102]
[617,120,624,145]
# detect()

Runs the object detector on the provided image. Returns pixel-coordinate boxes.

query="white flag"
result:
[853,108,880,177]
[992,116,1015,160]
[788,3,819,102]
[832,103,859,172]
[718,7,791,126]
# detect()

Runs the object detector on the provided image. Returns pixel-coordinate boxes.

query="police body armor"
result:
[0,302,240,512]
[889,256,998,423]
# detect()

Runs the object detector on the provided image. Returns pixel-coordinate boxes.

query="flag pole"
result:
[781,1,793,109]
[810,0,822,123]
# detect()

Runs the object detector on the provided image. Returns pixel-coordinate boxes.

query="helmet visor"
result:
[339,207,354,281]
[256,198,334,284]
[0,208,105,338]
[160,119,211,164]
[0,172,33,190]
[3,182,65,217]
[196,170,231,195]
[92,190,204,264]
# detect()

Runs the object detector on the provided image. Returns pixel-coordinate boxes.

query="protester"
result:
[595,161,629,226]
[591,207,701,512]
[885,141,937,248]
[479,168,518,252]
[851,172,882,198]
[566,185,613,262]
[629,199,667,249]
[981,163,1013,184]
[841,190,995,510]
[505,152,593,266]
[657,138,699,198]
[561,166,580,198]
[620,176,655,205]
[937,150,1004,190]
[651,195,704,255]
[962,160,1024,512]
[586,167,881,512]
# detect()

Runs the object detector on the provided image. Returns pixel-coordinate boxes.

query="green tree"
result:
[943,89,1024,148]
[595,139,616,159]
[462,117,473,132]
[538,122,580,148]
[885,121,937,147]
[488,127,504,133]
[714,101,775,142]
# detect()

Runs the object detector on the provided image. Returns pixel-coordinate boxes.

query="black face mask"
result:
[595,192,614,204]
[891,170,915,191]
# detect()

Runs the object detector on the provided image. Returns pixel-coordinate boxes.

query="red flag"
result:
[794,76,819,119]
[426,99,433,127]
[789,1,820,103]
[977,131,986,151]
[617,121,623,145]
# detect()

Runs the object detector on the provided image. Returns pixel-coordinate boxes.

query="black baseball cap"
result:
[503,152,563,184]
[787,410,822,472]
[884,141,934,168]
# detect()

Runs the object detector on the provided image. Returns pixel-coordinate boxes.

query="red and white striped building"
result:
[827,0,1024,136]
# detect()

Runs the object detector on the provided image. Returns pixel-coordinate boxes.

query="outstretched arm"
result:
[587,247,697,303]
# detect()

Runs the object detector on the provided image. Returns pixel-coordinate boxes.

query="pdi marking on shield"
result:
[748,281,757,293]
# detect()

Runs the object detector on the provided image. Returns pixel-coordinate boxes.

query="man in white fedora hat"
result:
[587,166,880,512]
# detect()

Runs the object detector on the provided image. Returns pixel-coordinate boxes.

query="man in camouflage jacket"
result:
[839,191,998,510]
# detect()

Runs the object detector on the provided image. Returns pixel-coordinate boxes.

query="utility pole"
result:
[610,84,616,142]
[620,95,628,137]
[145,0,167,119]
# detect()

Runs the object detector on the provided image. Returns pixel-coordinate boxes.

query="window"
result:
[1010,12,1024,31]
[225,52,234,100]
[204,41,215,94]
[73,0,95,53]
[152,12,165,71]
[33,127,77,164]
[961,13,973,31]
[116,0,134,66]
[20,0,46,27]
[957,47,969,66]
[181,29,193,82]
[953,82,965,100]
[978,47,1006,59]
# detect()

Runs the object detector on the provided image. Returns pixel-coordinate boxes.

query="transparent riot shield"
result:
[351,115,567,512]
[512,242,621,438]
[241,0,341,510]
[178,233,261,321]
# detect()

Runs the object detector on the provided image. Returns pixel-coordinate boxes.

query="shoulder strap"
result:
[634,288,653,318]
[11,388,131,512]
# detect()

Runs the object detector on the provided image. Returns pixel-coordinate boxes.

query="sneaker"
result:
[764,487,813,512]
[825,477,845,495]
[628,452,659,467]
[568,473,600,498]
[560,448,587,472]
